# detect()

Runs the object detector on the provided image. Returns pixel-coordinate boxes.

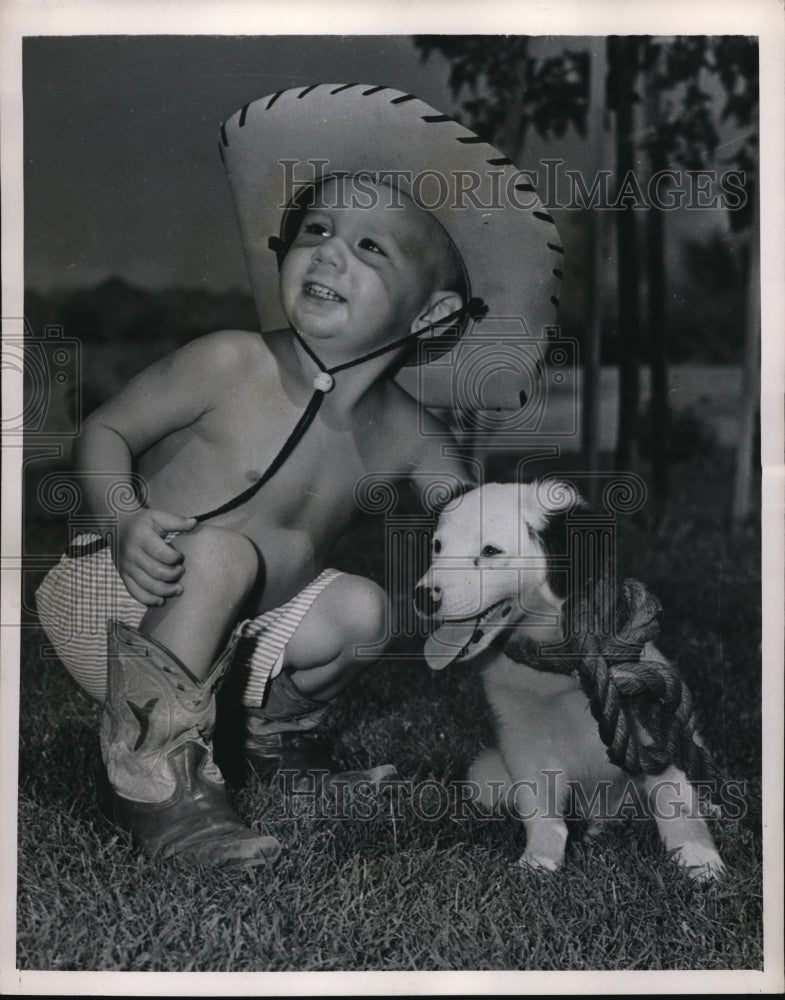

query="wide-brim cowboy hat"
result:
[219,83,562,408]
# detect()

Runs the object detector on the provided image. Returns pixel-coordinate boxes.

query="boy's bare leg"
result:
[131,528,396,790]
[138,526,261,678]
[241,574,400,789]
[283,574,390,700]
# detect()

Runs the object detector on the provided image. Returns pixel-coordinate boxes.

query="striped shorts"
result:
[35,533,343,705]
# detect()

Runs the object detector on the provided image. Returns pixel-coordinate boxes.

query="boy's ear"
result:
[410,290,464,335]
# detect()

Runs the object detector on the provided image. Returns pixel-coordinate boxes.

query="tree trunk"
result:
[613,37,641,472]
[646,60,669,507]
[647,186,668,505]
[581,37,607,497]
[731,192,760,527]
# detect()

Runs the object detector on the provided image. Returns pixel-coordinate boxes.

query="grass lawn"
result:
[15,450,763,972]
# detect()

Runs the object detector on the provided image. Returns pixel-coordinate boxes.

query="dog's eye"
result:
[481,545,503,557]
[432,538,441,554]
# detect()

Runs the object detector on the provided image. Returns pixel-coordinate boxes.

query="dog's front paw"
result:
[517,850,563,874]
[673,842,726,881]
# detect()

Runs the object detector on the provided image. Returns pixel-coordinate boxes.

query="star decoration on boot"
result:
[127,697,159,751]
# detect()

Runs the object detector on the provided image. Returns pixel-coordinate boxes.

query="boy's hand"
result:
[116,509,197,606]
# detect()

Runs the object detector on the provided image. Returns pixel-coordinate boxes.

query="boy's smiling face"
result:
[279,178,462,363]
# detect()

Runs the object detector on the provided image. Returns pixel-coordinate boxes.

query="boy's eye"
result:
[358,237,386,256]
[303,221,330,237]
[481,545,502,557]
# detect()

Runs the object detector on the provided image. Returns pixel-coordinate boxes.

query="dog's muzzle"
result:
[414,585,441,619]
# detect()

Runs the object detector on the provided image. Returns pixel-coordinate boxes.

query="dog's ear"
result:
[423,478,475,518]
[534,481,610,601]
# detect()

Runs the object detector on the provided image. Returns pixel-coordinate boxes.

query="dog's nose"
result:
[414,585,441,617]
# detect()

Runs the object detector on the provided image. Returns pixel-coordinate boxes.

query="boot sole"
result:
[95,760,281,868]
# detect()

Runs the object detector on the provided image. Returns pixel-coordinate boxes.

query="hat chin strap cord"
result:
[189,301,484,523]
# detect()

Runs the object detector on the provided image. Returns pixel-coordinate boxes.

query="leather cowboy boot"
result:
[241,669,399,794]
[97,621,281,867]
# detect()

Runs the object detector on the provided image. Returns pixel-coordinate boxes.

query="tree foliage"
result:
[413,36,588,153]
[416,34,758,229]
[706,36,759,231]
[416,33,760,490]
[637,36,757,230]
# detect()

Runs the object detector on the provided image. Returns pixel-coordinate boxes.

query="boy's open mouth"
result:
[304,282,346,303]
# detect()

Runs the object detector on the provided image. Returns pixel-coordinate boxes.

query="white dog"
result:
[415,481,724,880]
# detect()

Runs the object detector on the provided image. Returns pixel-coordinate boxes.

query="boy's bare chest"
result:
[219,381,372,456]
[189,377,409,519]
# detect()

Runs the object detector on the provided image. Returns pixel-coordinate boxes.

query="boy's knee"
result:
[173,526,260,597]
[331,575,390,647]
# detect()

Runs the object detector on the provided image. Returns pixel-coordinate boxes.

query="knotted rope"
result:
[502,577,716,783]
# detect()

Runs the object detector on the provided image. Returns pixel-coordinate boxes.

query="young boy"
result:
[35,83,562,868]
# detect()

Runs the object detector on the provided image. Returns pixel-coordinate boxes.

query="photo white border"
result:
[1,0,783,995]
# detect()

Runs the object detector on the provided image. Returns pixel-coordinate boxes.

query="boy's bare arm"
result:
[73,330,254,605]
[75,405,196,605]
[409,409,476,512]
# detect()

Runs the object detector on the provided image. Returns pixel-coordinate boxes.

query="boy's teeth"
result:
[306,283,343,301]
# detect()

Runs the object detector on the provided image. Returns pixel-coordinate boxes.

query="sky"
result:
[23,34,627,297]
[22,35,463,294]
[21,32,748,301]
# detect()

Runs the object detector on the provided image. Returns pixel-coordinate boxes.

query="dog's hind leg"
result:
[467,748,511,810]
[640,766,725,880]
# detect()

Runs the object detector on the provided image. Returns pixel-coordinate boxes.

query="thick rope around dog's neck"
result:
[190,300,485,523]
[501,577,717,784]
